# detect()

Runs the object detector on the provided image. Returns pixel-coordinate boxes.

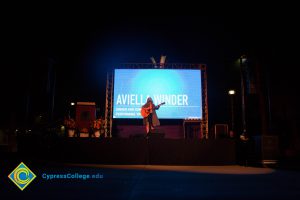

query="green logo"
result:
[8,162,36,191]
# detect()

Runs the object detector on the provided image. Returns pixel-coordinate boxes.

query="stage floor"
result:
[64,163,275,174]
[18,137,237,165]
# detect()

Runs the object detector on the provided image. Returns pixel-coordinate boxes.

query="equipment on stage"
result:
[75,102,96,137]
[183,119,203,139]
[140,102,165,118]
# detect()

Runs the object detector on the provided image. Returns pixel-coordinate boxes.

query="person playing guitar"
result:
[141,97,164,138]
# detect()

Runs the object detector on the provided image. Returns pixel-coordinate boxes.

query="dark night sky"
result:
[2,12,300,129]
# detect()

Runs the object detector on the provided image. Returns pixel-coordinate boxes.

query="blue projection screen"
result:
[113,69,202,119]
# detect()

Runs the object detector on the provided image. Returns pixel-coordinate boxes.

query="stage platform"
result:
[18,136,236,165]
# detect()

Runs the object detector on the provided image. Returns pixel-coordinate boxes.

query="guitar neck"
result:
[158,102,165,106]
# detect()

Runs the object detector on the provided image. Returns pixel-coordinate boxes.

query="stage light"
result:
[70,102,75,106]
[228,90,235,95]
[228,89,236,137]
[150,57,157,68]
[160,55,166,68]
[240,55,247,63]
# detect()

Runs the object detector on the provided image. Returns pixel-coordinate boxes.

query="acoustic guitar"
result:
[140,102,165,118]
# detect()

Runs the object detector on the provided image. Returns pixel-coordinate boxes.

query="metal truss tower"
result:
[104,63,208,139]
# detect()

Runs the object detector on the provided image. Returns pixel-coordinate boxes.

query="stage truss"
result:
[104,63,208,139]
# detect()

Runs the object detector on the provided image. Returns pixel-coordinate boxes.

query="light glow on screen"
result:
[113,69,202,119]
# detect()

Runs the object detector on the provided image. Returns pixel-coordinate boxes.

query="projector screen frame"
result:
[104,63,208,139]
